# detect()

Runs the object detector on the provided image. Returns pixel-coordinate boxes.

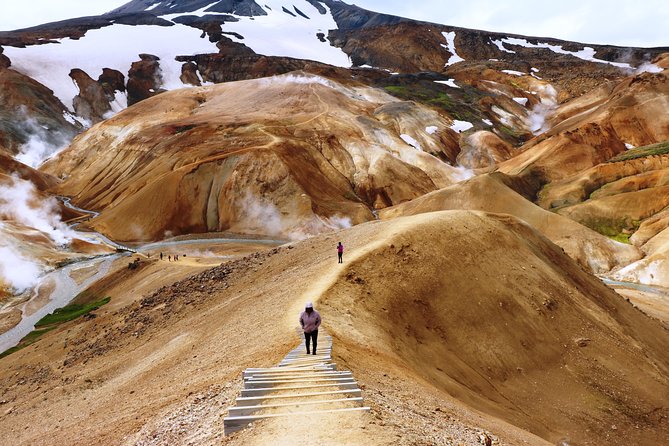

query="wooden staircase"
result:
[224,331,369,435]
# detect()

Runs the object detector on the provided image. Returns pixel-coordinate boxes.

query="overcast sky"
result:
[1,0,667,48]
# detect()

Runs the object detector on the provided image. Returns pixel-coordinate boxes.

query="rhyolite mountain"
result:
[1,2,669,445]
[1,0,668,285]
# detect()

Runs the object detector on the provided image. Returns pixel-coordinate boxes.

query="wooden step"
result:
[245,371,352,380]
[224,406,370,435]
[227,397,363,417]
[235,389,363,406]
[244,377,356,389]
[240,382,358,397]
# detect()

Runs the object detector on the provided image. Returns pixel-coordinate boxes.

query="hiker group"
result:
[159,252,184,262]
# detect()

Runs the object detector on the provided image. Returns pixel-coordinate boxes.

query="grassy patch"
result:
[608,233,631,244]
[35,297,111,328]
[382,82,483,123]
[0,297,111,360]
[608,141,669,163]
[0,328,56,359]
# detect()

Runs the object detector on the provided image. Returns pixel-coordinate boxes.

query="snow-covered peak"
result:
[4,0,349,118]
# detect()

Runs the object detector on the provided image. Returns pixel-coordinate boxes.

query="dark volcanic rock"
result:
[176,51,344,84]
[0,13,172,47]
[127,54,164,106]
[108,0,266,17]
[305,0,326,15]
[70,69,112,123]
[0,47,10,68]
[206,0,267,16]
[172,14,237,42]
[98,68,126,95]
[180,62,201,86]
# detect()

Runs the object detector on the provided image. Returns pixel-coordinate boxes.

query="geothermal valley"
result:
[0,0,668,445]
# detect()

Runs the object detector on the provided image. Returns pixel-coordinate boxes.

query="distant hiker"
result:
[168,255,171,262]
[160,252,163,260]
[337,242,344,263]
[175,255,179,261]
[299,302,321,355]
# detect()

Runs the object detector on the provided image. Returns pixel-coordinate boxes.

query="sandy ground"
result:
[0,211,668,446]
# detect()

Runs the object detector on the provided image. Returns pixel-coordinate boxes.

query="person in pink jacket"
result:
[299,302,321,355]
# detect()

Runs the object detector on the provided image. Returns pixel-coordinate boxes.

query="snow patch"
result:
[497,37,632,69]
[513,97,529,106]
[4,24,220,112]
[146,2,162,11]
[625,143,635,150]
[400,134,422,151]
[482,119,493,126]
[425,126,438,135]
[435,79,460,89]
[502,69,525,76]
[450,120,474,133]
[212,0,350,67]
[441,31,465,66]
[491,38,515,54]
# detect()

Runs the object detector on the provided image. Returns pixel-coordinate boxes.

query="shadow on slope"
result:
[319,211,669,445]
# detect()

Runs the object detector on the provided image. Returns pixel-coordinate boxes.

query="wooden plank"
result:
[224,407,370,435]
[244,378,356,389]
[227,397,363,417]
[244,372,351,380]
[234,389,362,406]
[240,382,358,397]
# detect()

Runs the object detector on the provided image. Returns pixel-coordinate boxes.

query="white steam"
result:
[0,242,42,292]
[0,175,75,246]
[13,107,72,168]
[634,62,663,74]
[526,84,558,135]
[238,193,352,240]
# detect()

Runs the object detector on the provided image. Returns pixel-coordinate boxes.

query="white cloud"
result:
[353,0,669,47]
[0,0,129,31]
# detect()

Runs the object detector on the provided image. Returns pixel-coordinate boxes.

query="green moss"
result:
[608,141,669,163]
[609,233,631,244]
[0,328,56,359]
[35,297,111,328]
[1,297,111,360]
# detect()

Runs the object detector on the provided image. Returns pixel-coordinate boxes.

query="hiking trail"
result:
[223,330,369,435]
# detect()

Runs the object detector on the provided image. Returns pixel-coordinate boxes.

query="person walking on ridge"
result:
[299,302,321,355]
[337,241,344,263]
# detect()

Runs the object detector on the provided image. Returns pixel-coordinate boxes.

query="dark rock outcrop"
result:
[172,14,237,42]
[108,0,266,17]
[180,62,201,86]
[98,68,126,96]
[0,47,10,69]
[70,69,112,123]
[0,13,173,46]
[206,0,266,16]
[127,54,164,106]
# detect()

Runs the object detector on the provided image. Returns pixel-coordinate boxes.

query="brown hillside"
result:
[379,174,640,273]
[43,73,469,242]
[499,70,669,185]
[1,211,667,445]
